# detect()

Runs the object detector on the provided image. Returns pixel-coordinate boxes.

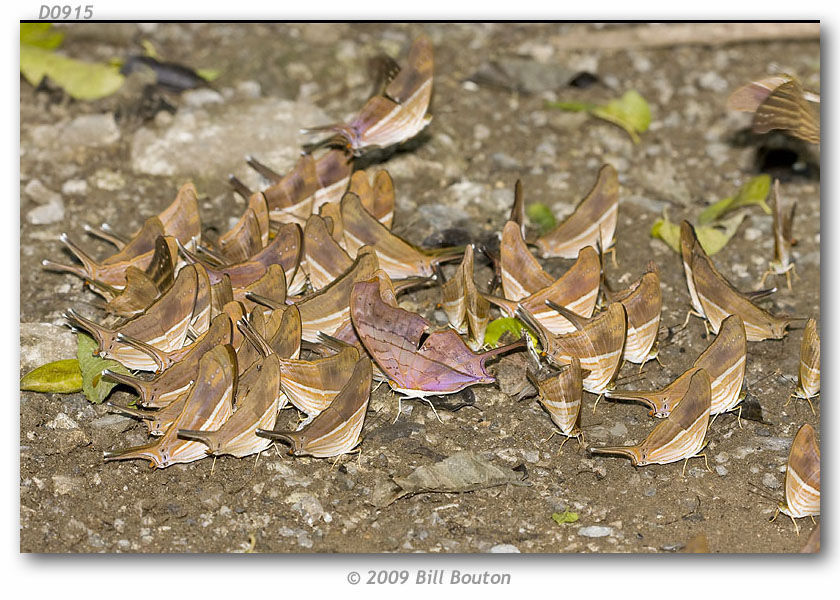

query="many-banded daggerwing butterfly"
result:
[517,302,626,394]
[257,357,373,458]
[305,36,433,154]
[107,392,188,437]
[535,164,619,260]
[340,192,461,279]
[103,345,237,469]
[95,235,177,318]
[789,318,820,413]
[527,357,584,442]
[303,214,353,290]
[604,261,661,366]
[760,180,797,291]
[65,264,202,371]
[296,247,379,342]
[351,274,524,398]
[440,244,490,348]
[180,221,302,291]
[260,153,320,229]
[348,169,396,229]
[774,423,820,534]
[44,217,168,290]
[499,220,553,301]
[729,76,820,144]
[681,221,791,341]
[216,196,269,264]
[489,245,600,335]
[313,149,353,210]
[233,264,287,314]
[591,368,711,471]
[276,346,361,417]
[607,314,746,417]
[102,313,234,408]
[178,353,282,459]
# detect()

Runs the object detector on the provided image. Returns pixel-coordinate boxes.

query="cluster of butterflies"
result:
[41,35,819,535]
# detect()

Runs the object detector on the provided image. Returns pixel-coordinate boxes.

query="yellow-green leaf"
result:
[547,90,651,143]
[591,90,651,144]
[20,359,83,393]
[651,212,746,256]
[552,510,579,525]
[20,45,125,100]
[484,317,539,349]
[140,39,159,59]
[20,23,64,50]
[698,175,772,224]
[525,202,556,234]
[196,68,221,82]
[76,333,131,403]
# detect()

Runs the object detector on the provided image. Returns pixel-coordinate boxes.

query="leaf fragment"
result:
[20,359,83,394]
[552,510,579,525]
[484,317,539,349]
[20,44,125,100]
[651,211,747,256]
[196,68,221,82]
[20,23,64,50]
[547,90,651,143]
[698,175,772,224]
[525,202,557,234]
[76,333,131,403]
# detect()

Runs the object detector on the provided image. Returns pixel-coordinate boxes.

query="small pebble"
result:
[578,526,613,538]
[715,465,728,477]
[762,473,781,490]
[489,543,520,553]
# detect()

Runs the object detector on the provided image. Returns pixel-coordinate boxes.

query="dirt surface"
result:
[19,23,820,553]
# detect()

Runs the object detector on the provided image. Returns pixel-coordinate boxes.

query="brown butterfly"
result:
[305,37,433,154]
[772,423,820,534]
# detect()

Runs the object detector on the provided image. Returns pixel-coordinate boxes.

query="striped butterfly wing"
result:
[782,423,820,518]
[643,369,711,465]
[797,318,820,399]
[692,314,746,415]
[753,79,820,143]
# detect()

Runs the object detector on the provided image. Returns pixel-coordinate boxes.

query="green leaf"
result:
[20,23,64,50]
[525,202,556,234]
[547,90,651,143]
[20,44,125,100]
[20,359,83,393]
[650,212,747,256]
[76,333,131,403]
[698,175,772,225]
[552,510,579,525]
[196,68,221,82]
[484,317,539,349]
[695,213,748,255]
[591,90,651,144]
[544,100,597,112]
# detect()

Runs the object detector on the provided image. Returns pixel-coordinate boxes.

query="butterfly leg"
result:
[789,514,800,536]
[805,395,816,415]
[592,394,602,414]
[758,269,773,290]
[421,398,444,424]
[210,455,218,477]
[735,405,743,429]
[540,430,559,445]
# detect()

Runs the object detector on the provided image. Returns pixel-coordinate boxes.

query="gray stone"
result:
[644,487,656,497]
[491,152,521,170]
[20,323,78,373]
[61,179,88,195]
[578,525,613,538]
[762,473,781,490]
[53,475,85,495]
[45,413,80,430]
[756,437,792,453]
[182,88,225,107]
[62,114,121,148]
[286,492,325,526]
[608,422,628,437]
[28,197,65,224]
[715,465,728,477]
[489,543,520,553]
[130,98,332,177]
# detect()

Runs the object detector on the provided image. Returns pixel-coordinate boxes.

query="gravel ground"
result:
[20,22,820,553]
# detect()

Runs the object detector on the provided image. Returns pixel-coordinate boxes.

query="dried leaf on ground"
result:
[547,90,651,143]
[20,45,125,100]
[552,510,579,525]
[372,451,528,507]
[651,211,747,255]
[20,359,83,394]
